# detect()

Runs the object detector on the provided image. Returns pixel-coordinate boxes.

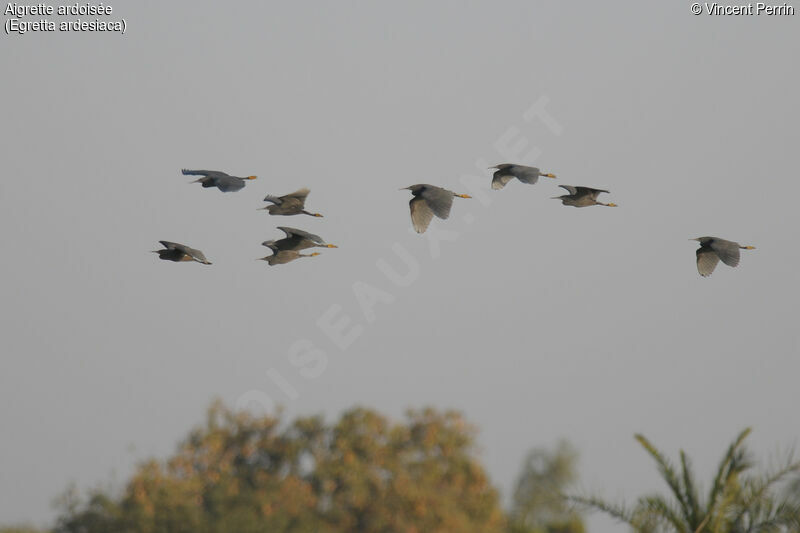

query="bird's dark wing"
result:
[491,170,515,190]
[181,169,229,178]
[409,197,434,233]
[420,186,454,219]
[558,185,578,195]
[709,239,741,267]
[511,165,542,185]
[263,195,284,205]
[696,248,720,277]
[185,247,210,264]
[159,241,189,252]
[283,188,310,201]
[277,227,324,244]
[576,186,609,197]
[214,176,246,192]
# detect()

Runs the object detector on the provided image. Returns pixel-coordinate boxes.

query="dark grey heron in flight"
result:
[552,185,617,207]
[401,184,472,233]
[264,227,338,251]
[691,237,755,277]
[182,169,256,192]
[260,188,323,217]
[489,164,556,190]
[259,241,320,266]
[153,241,212,265]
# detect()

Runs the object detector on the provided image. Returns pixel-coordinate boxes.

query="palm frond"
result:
[680,451,703,528]
[569,495,635,526]
[635,434,691,520]
[730,456,800,532]
[708,428,752,509]
[634,495,689,533]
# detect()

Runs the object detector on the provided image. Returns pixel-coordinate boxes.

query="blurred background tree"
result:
[52,400,505,533]
[508,440,585,533]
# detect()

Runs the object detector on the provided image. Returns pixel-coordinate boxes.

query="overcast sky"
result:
[1,2,798,531]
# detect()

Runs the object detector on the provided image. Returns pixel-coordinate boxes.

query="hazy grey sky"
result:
[1,2,798,531]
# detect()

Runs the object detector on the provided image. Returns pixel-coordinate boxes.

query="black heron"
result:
[553,185,617,207]
[264,227,338,251]
[259,241,321,266]
[153,241,212,265]
[182,169,256,192]
[691,237,755,277]
[260,188,322,217]
[401,184,472,234]
[489,164,556,190]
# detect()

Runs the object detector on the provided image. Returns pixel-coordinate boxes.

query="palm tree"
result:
[571,428,800,533]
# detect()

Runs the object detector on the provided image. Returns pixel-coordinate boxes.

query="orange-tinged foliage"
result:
[56,402,505,533]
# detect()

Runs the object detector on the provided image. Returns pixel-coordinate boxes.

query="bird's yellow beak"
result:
[744,245,756,249]
[247,176,257,180]
[545,173,557,178]
[311,252,321,257]
[314,213,324,217]
[606,203,618,207]
[326,244,338,248]
[457,194,472,199]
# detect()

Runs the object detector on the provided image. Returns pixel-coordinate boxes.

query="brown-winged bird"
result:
[153,241,212,265]
[260,188,323,217]
[182,169,256,192]
[401,184,472,234]
[489,164,556,190]
[259,241,320,266]
[264,227,338,252]
[691,237,755,277]
[552,185,617,207]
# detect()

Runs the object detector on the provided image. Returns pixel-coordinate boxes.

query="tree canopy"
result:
[54,401,506,533]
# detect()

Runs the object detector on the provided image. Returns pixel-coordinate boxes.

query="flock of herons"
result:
[154,165,755,277]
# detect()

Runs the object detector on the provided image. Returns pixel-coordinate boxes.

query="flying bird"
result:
[260,188,322,216]
[553,185,617,207]
[691,237,755,277]
[153,241,212,265]
[182,169,256,192]
[401,184,472,233]
[264,227,338,251]
[259,241,321,266]
[489,164,556,190]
